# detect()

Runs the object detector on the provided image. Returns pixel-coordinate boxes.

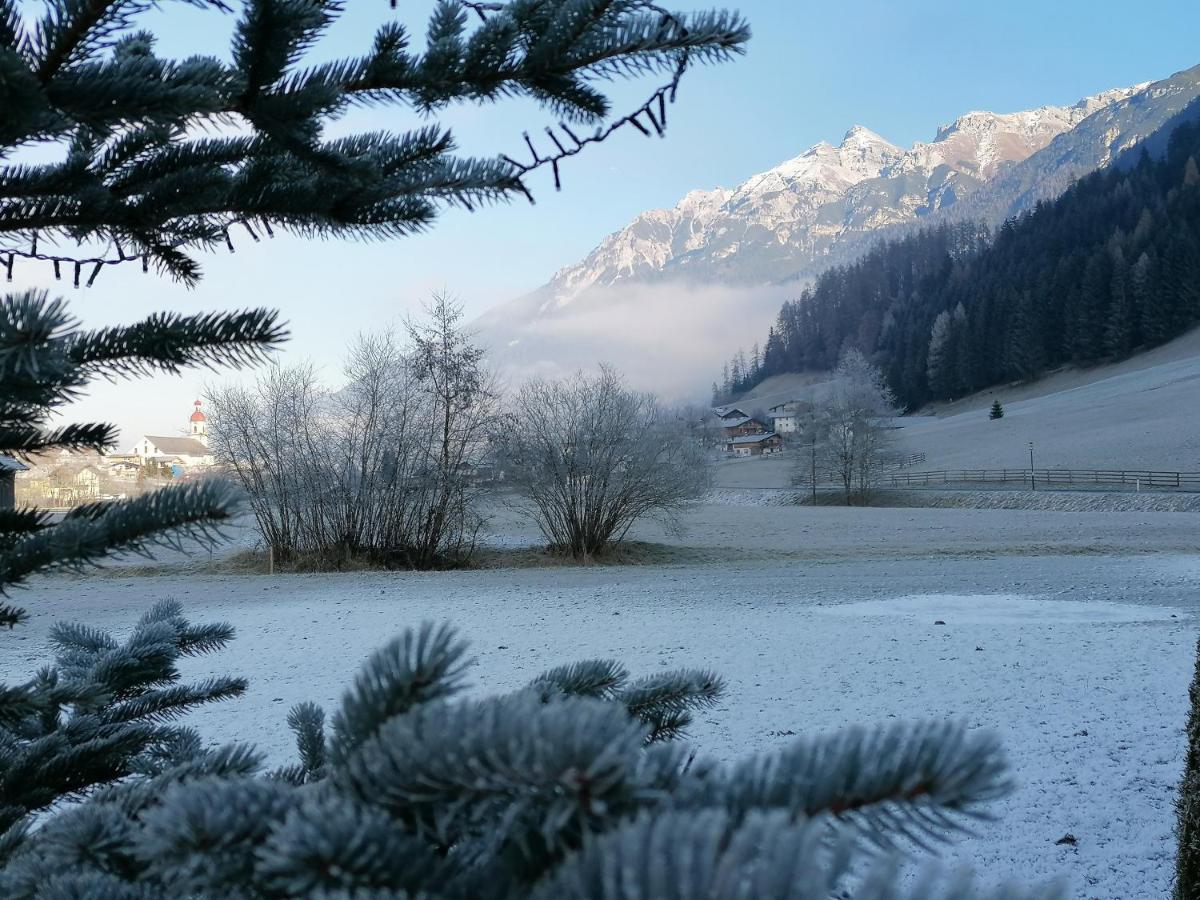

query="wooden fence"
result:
[883,468,1200,492]
[881,451,926,471]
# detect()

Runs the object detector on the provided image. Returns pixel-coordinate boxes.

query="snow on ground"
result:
[705,483,1200,513]
[2,503,1199,898]
[727,325,1200,473]
[896,326,1200,471]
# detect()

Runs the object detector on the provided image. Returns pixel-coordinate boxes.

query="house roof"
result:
[141,436,210,457]
[722,416,760,429]
[728,432,780,445]
[770,400,812,414]
[714,407,747,419]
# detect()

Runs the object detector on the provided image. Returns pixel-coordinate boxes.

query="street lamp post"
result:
[1029,441,1036,492]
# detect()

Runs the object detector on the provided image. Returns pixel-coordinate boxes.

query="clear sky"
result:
[18,0,1200,445]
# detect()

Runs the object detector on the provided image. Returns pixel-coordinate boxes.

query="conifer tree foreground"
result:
[0,3,1056,897]
[990,399,1004,420]
[0,618,1061,899]
[0,0,748,619]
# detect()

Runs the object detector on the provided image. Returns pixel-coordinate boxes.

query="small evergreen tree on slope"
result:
[989,399,1004,420]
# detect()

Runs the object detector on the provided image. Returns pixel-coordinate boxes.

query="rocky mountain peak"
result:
[476,65,1200,383]
[840,124,897,150]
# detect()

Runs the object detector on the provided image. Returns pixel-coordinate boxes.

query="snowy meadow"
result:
[3,501,1195,898]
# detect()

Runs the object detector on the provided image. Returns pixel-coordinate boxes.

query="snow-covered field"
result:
[898,327,1200,472]
[3,503,1198,897]
[731,325,1200,474]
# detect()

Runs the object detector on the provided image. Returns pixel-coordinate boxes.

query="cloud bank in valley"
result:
[477,281,794,401]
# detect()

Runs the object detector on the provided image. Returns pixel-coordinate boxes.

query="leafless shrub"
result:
[794,350,901,505]
[208,295,496,568]
[496,367,711,558]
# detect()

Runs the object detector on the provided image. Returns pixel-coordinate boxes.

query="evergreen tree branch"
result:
[0,479,242,595]
[255,794,444,895]
[334,692,652,849]
[330,621,473,762]
[683,720,1011,851]
[285,701,326,781]
[0,1,749,280]
[530,808,1064,900]
[99,678,248,725]
[68,309,288,378]
[530,659,629,699]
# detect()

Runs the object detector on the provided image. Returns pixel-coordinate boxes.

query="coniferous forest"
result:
[724,112,1200,408]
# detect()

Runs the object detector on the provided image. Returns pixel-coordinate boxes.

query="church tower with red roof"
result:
[189,399,208,446]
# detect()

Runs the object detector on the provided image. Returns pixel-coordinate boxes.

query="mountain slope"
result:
[932,64,1200,227]
[740,103,1200,410]
[526,84,1143,307]
[477,64,1200,393]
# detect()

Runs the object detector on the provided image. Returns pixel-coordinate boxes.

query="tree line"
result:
[720,114,1200,409]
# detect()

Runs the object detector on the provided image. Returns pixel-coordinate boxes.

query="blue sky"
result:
[22,0,1200,444]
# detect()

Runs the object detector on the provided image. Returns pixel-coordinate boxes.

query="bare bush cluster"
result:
[209,296,496,568]
[495,367,711,558]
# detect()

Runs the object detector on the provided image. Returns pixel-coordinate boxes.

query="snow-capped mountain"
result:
[476,64,1200,394]
[519,83,1146,310]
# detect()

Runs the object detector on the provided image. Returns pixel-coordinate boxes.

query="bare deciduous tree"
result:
[208,297,497,568]
[496,367,711,558]
[799,350,901,505]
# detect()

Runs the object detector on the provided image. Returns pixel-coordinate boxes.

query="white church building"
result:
[130,400,214,468]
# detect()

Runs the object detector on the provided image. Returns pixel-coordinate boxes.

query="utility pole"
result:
[811,432,817,504]
[1029,441,1036,492]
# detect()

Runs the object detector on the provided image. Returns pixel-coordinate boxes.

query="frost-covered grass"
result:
[705,486,1200,513]
[2,505,1197,897]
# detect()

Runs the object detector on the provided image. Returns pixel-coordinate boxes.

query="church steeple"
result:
[189,399,208,445]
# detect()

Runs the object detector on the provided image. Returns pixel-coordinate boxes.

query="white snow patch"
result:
[820,593,1176,625]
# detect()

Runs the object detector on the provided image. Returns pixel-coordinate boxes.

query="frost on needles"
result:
[0,2,1058,896]
[0,620,1062,899]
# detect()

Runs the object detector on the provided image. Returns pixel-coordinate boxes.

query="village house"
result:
[726,432,783,457]
[721,415,769,439]
[768,400,812,434]
[713,406,749,421]
[73,464,103,499]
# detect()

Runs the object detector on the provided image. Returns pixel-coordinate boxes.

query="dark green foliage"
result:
[0,289,285,627]
[531,658,723,743]
[0,600,244,841]
[989,399,1004,420]
[733,113,1200,408]
[0,0,749,285]
[0,618,1060,898]
[1176,637,1200,899]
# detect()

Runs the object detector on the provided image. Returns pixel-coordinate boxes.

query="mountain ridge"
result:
[475,63,1200,395]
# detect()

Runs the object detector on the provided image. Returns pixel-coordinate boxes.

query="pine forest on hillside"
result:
[721,111,1200,408]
